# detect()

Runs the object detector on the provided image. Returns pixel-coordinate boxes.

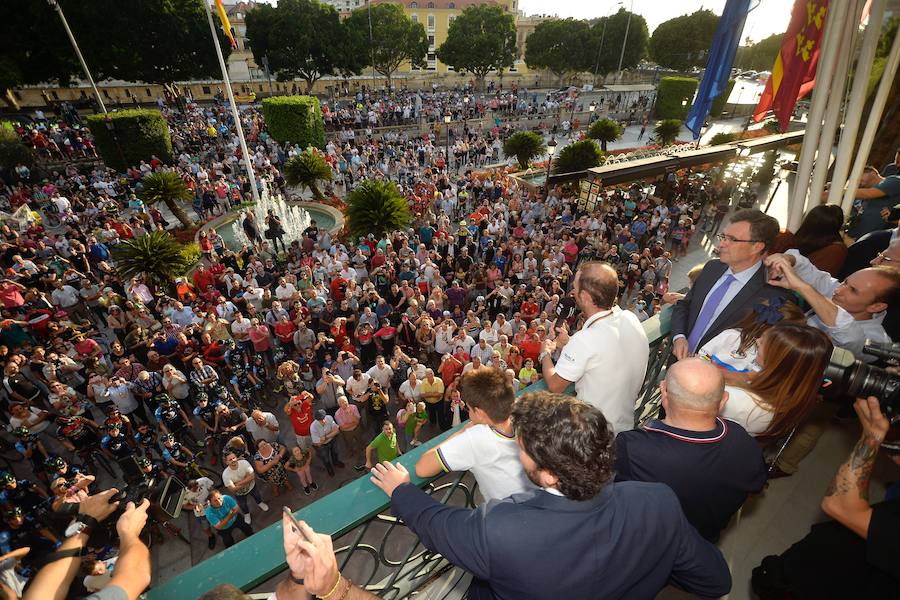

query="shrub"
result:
[709,79,736,118]
[0,123,34,178]
[654,119,683,145]
[139,171,194,227]
[86,109,172,172]
[261,96,325,149]
[345,179,412,239]
[284,148,332,199]
[552,139,604,175]
[656,76,700,120]
[587,118,623,152]
[709,132,738,146]
[111,231,193,291]
[503,131,545,170]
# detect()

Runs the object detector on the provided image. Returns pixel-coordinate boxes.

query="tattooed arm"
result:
[821,396,891,539]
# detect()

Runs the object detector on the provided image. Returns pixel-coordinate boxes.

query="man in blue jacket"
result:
[367,391,732,600]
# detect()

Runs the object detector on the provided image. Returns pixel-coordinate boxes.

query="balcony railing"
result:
[146,310,672,600]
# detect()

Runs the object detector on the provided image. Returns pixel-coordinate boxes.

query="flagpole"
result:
[787,0,848,230]
[826,0,887,206]
[841,23,900,212]
[202,0,260,203]
[808,0,865,208]
[47,0,107,115]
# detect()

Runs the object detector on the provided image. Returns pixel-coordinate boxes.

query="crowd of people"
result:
[0,80,897,599]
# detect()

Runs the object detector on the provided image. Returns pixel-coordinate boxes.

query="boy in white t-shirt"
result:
[414,368,537,503]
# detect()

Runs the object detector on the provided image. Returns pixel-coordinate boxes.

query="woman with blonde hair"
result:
[721,323,832,440]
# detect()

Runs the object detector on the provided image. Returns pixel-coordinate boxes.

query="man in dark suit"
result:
[369,392,732,600]
[671,209,787,360]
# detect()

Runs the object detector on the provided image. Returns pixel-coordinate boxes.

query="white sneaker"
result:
[244,514,252,525]
[258,502,269,512]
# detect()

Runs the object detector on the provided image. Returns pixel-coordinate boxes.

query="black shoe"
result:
[310,482,318,491]
[304,486,310,495]
[334,461,346,469]
[207,535,216,550]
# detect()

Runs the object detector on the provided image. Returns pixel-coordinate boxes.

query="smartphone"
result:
[282,506,302,534]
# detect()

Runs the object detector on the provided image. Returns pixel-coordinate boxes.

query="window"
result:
[427,1,434,7]
[202,85,211,94]
[13,91,21,101]
[411,13,418,22]
[428,34,435,47]
[409,1,417,7]
[448,15,456,26]
[427,14,435,29]
[51,91,59,100]
[448,1,455,7]
[145,88,152,97]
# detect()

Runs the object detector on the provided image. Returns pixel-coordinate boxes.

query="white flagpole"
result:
[202,0,260,202]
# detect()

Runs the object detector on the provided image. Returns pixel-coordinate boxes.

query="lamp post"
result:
[444,112,452,174]
[546,137,558,197]
[463,95,470,130]
[616,0,634,83]
[589,101,597,125]
[732,85,745,118]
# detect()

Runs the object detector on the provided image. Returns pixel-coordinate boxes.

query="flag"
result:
[753,0,829,131]
[685,0,752,140]
[214,0,238,49]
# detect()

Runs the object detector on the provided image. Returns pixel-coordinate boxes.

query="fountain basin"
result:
[199,201,344,251]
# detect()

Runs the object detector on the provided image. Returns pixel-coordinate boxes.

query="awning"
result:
[584,155,679,186]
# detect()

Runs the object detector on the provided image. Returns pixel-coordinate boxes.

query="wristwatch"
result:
[538,352,549,362]
[65,514,100,538]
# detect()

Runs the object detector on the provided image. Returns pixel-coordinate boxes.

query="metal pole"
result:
[593,2,621,84]
[827,0,886,206]
[47,0,106,114]
[809,0,864,209]
[787,0,848,230]
[842,22,900,212]
[368,0,377,89]
[203,0,260,202]
[262,55,274,96]
[616,0,633,82]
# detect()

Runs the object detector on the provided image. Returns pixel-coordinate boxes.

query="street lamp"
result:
[546,137,558,195]
[589,101,597,125]
[463,95,470,130]
[444,112,452,173]
[732,85,745,118]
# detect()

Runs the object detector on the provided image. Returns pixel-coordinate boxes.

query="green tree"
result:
[139,171,193,228]
[437,5,516,91]
[587,118,623,152]
[654,119,683,145]
[86,109,173,172]
[284,149,333,200]
[649,10,719,71]
[552,140,604,175]
[734,33,783,71]
[345,179,412,240]
[525,19,593,84]
[344,4,427,88]
[245,0,353,93]
[0,0,231,97]
[111,231,194,291]
[584,9,650,76]
[503,131,545,170]
[0,123,35,180]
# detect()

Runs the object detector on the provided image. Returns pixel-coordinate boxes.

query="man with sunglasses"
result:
[671,209,787,360]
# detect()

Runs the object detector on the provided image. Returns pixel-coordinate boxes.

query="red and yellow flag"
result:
[753,0,829,131]
[214,0,238,49]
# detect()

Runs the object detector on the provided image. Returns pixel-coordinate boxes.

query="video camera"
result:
[111,457,188,521]
[823,341,900,420]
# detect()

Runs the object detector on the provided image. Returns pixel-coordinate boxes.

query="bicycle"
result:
[76,443,116,480]
[177,448,222,487]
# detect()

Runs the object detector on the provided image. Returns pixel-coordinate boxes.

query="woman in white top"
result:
[720,323,832,439]
[698,298,806,383]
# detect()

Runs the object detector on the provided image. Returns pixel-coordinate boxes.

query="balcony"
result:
[146,312,672,599]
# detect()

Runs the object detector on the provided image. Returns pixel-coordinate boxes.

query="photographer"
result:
[752,397,900,598]
[23,489,150,600]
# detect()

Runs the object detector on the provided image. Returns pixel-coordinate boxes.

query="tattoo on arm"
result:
[825,433,881,501]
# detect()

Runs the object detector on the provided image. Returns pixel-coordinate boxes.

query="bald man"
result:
[540,261,648,435]
[614,358,767,542]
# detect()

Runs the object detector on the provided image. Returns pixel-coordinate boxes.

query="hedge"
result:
[261,96,325,150]
[0,122,34,178]
[86,109,172,172]
[710,79,736,118]
[656,77,700,120]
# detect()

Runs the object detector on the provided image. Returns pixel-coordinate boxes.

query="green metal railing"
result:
[146,311,672,600]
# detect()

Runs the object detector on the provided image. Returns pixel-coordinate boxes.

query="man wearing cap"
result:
[310,409,343,476]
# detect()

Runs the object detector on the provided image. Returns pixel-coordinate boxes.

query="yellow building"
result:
[369,0,533,75]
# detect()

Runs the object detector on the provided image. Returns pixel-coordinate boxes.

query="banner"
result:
[214,0,238,49]
[753,0,829,131]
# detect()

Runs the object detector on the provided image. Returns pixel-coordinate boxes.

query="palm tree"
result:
[139,171,194,227]
[587,118,623,152]
[284,148,333,200]
[111,231,193,291]
[502,131,545,170]
[653,119,683,146]
[552,140,604,175]
[345,179,411,240]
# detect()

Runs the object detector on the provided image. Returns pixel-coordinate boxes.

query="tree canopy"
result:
[734,33,783,71]
[437,5,516,88]
[245,0,356,92]
[0,0,231,93]
[649,10,720,71]
[524,19,593,81]
[344,3,427,86]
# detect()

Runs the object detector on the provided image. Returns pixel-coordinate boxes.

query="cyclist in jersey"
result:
[161,433,195,472]
[100,424,133,462]
[154,394,197,447]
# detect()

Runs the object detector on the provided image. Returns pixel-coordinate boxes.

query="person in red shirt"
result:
[439,353,463,386]
[519,332,542,365]
[520,296,540,324]
[329,275,348,302]
[285,392,314,449]
[193,265,216,293]
[0,280,26,310]
[274,314,297,347]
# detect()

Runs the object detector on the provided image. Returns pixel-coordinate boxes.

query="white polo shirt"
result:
[434,424,537,503]
[554,307,649,435]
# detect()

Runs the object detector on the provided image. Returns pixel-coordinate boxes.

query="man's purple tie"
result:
[687,274,736,353]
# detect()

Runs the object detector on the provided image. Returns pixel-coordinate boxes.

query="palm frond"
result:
[111,231,193,290]
[284,149,333,195]
[345,180,412,239]
[139,171,193,205]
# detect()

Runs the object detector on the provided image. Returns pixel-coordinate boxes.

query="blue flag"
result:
[685,0,752,139]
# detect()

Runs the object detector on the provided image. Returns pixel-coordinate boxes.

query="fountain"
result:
[217,184,337,250]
